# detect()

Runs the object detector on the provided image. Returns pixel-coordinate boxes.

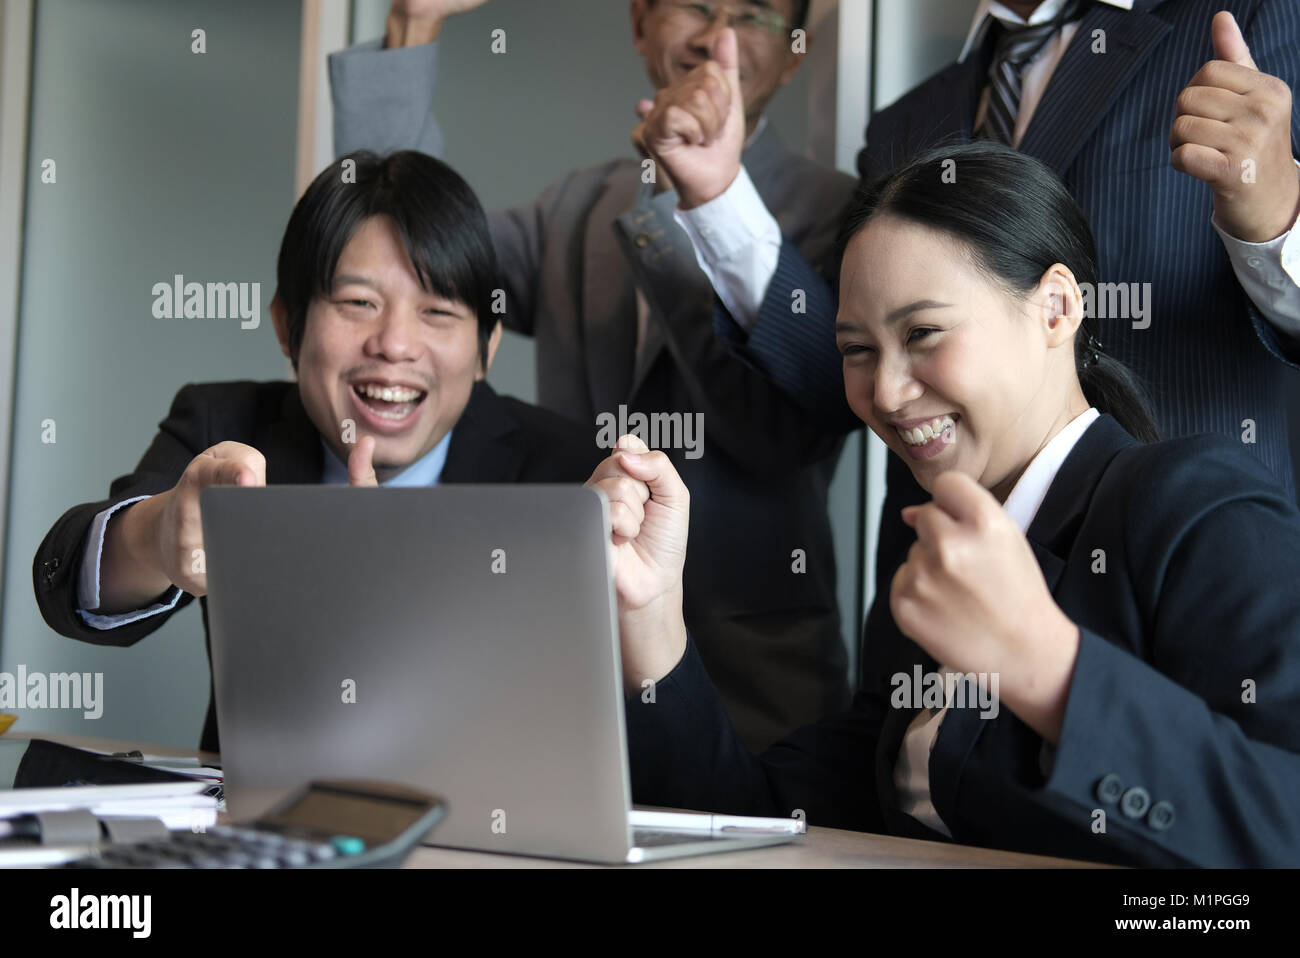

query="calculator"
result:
[59,779,447,869]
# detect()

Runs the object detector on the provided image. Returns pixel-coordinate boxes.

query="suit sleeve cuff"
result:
[76,496,182,630]
[1034,627,1260,865]
[1212,161,1300,338]
[673,166,781,331]
[329,37,443,157]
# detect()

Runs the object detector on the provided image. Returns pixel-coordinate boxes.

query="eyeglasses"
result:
[660,1,791,37]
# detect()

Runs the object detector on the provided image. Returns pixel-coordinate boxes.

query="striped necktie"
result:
[976,0,1090,145]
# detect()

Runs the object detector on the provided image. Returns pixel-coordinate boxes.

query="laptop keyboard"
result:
[633,829,718,848]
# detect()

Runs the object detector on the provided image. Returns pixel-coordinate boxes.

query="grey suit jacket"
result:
[330,39,859,749]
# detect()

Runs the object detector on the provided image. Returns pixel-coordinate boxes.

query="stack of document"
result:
[0,781,218,831]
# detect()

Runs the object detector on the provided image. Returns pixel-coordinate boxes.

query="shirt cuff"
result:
[673,165,782,331]
[77,496,183,630]
[1212,163,1300,338]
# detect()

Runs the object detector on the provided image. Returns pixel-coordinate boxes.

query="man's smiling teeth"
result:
[356,383,423,403]
[897,415,956,446]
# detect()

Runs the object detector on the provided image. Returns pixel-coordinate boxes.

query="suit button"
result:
[1095,773,1123,804]
[43,557,60,588]
[1120,786,1151,818]
[1147,801,1175,831]
[634,233,652,249]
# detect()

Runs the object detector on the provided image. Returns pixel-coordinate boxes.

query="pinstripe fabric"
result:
[977,0,1091,144]
[764,0,1300,495]
[745,242,856,427]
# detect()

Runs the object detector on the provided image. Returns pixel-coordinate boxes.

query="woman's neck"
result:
[990,388,1092,503]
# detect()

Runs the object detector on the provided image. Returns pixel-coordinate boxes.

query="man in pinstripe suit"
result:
[637,0,1300,684]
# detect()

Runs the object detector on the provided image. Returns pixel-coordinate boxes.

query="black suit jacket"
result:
[626,415,1300,867]
[723,0,1300,689]
[33,379,601,753]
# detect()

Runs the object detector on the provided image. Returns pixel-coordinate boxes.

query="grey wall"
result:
[1,0,302,746]
[874,0,978,110]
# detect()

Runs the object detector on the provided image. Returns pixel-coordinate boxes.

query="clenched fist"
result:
[585,434,690,692]
[889,471,1080,743]
[633,28,747,209]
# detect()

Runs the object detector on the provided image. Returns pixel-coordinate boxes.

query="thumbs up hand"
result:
[1171,11,1299,243]
[348,435,380,487]
[632,28,747,210]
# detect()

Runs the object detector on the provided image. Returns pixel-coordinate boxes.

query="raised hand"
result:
[585,435,690,690]
[1171,11,1299,242]
[385,0,492,47]
[633,28,746,209]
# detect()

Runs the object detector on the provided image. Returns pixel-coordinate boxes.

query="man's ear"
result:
[477,320,504,380]
[270,293,295,362]
[1035,264,1084,349]
[630,0,652,53]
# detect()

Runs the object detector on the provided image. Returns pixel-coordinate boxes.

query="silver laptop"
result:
[200,485,802,864]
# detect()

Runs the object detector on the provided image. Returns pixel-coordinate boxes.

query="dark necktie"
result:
[976,0,1090,145]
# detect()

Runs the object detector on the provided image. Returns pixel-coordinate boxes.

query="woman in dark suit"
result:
[588,140,1300,867]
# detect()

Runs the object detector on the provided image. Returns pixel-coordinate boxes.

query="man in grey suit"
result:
[329,0,858,750]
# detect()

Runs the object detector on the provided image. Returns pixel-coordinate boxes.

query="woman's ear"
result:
[1034,263,1084,349]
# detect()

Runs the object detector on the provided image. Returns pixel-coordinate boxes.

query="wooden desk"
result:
[3,729,1111,869]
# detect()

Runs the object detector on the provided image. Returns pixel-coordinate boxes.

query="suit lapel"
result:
[441,381,525,483]
[583,172,641,418]
[259,384,325,485]
[1018,1,1173,173]
[1024,414,1135,559]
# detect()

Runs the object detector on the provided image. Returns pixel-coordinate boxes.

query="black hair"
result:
[276,150,499,368]
[647,0,811,32]
[838,139,1160,444]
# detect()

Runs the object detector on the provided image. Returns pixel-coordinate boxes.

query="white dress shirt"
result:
[893,406,1100,836]
[676,0,1300,337]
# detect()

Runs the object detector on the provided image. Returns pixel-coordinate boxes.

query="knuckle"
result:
[1170,114,1198,141]
[612,476,636,500]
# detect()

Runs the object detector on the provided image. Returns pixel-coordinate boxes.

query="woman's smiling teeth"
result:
[897,415,956,446]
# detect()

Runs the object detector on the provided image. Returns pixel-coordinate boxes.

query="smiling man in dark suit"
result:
[327,0,860,750]
[32,150,600,754]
